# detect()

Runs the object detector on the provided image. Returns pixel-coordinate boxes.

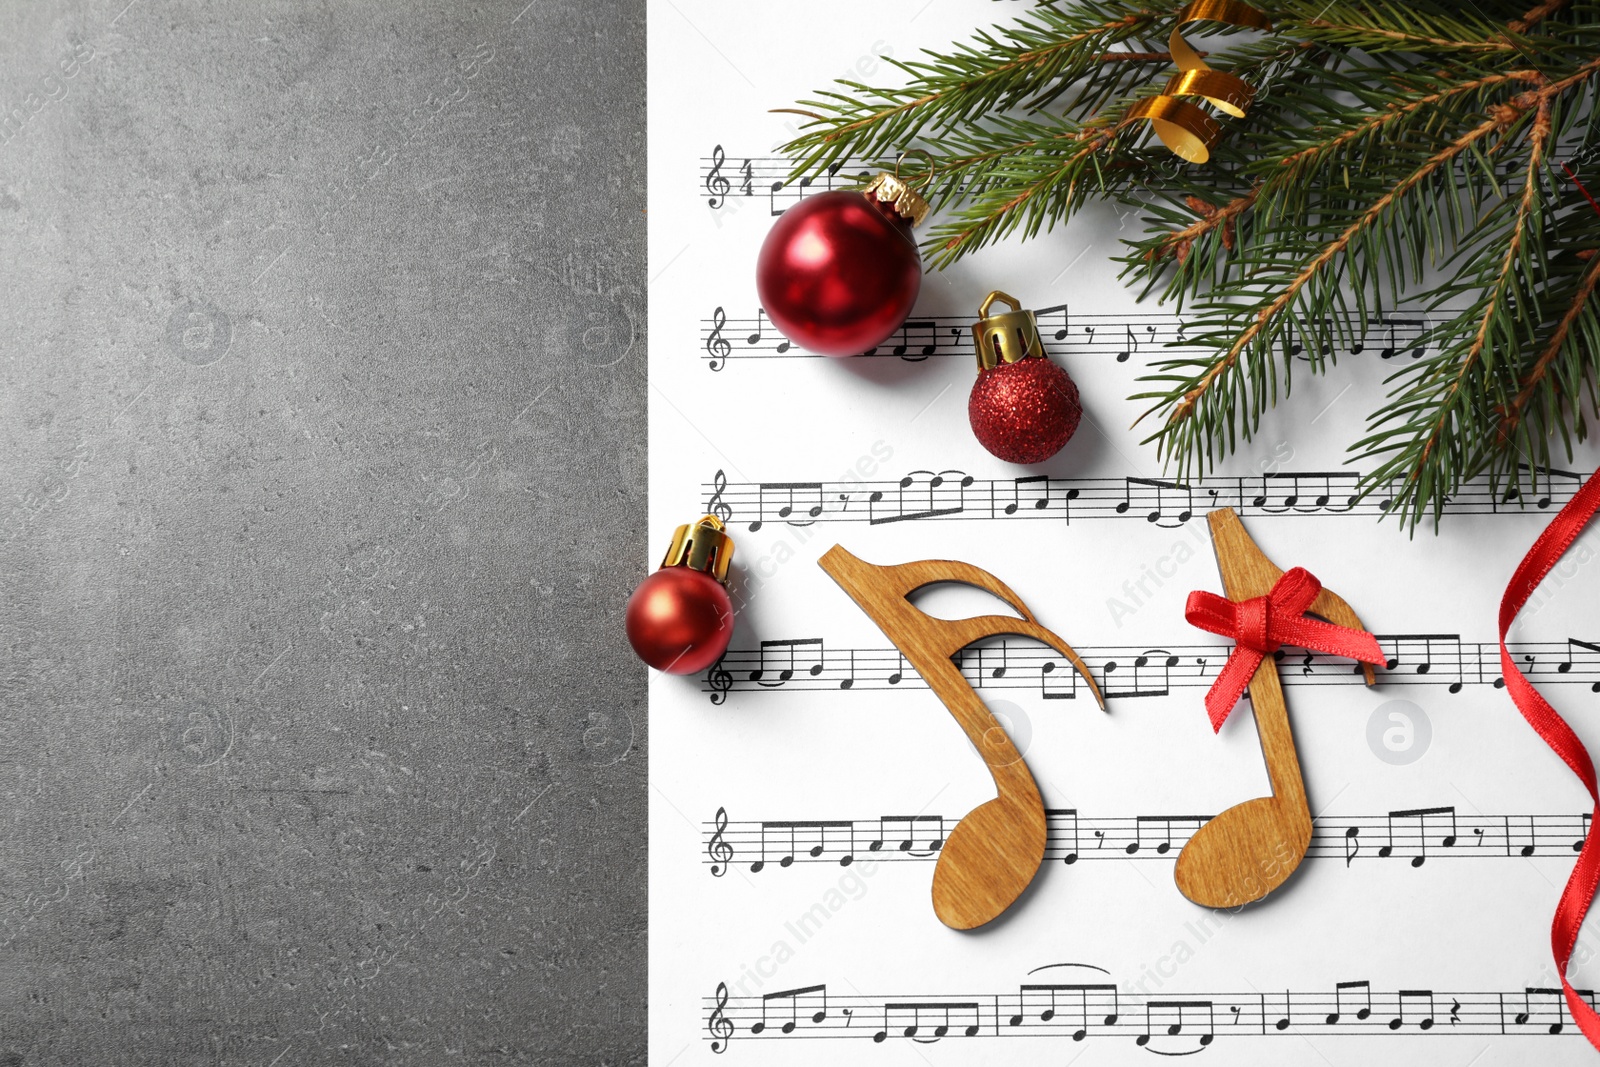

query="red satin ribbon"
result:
[1498,465,1600,1049]
[1186,566,1386,731]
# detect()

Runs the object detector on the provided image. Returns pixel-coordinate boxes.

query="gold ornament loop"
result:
[893,147,936,190]
[1120,0,1272,164]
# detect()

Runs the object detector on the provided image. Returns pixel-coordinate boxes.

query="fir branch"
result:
[1409,97,1551,476]
[777,0,1600,531]
[1154,110,1508,429]
[1498,249,1600,443]
[1508,0,1573,34]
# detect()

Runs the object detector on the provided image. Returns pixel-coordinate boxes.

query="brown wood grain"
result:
[1173,508,1376,908]
[819,544,1105,930]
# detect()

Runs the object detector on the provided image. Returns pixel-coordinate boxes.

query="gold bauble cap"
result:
[863,172,930,228]
[971,291,1045,372]
[659,515,734,584]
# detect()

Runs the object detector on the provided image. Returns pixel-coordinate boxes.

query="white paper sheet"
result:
[647,4,1600,1062]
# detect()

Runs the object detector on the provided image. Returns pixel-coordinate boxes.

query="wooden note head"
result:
[1174,508,1374,908]
[818,544,1102,929]
[931,794,1046,930]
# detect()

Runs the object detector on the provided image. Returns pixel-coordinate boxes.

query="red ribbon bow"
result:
[1185,567,1386,732]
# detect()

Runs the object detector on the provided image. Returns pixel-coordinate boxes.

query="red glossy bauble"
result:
[969,357,1082,465]
[625,566,734,675]
[756,190,922,357]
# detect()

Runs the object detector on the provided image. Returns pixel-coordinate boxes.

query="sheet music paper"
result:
[648,4,1600,1062]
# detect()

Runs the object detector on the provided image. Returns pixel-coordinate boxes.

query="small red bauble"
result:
[966,291,1082,465]
[626,515,736,675]
[755,174,929,357]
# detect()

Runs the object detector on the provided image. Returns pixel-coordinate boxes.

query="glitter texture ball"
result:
[968,357,1082,465]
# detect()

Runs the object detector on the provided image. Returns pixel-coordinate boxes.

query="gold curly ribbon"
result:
[1122,0,1273,164]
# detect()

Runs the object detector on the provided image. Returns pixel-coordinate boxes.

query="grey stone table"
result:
[0,2,645,1063]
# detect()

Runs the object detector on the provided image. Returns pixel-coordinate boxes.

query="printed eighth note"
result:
[703,808,1599,874]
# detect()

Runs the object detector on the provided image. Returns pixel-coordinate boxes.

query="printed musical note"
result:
[869,815,945,856]
[750,482,824,531]
[1377,633,1465,693]
[1010,983,1120,1040]
[1049,809,1081,865]
[707,806,734,876]
[745,308,790,353]
[1327,980,1372,1024]
[1560,639,1600,693]
[1103,651,1179,700]
[1514,986,1578,1034]
[1137,1000,1215,1051]
[1040,657,1081,700]
[1035,303,1070,341]
[890,320,938,361]
[748,638,826,687]
[749,821,854,873]
[1118,477,1194,527]
[1389,989,1436,1030]
[1002,474,1060,517]
[1249,471,1361,514]
[1116,323,1156,363]
[706,467,1600,526]
[751,984,829,1035]
[868,469,975,525]
[705,307,731,371]
[875,1001,981,1042]
[1375,315,1431,359]
[1128,814,1207,856]
[1376,806,1458,867]
[703,973,1600,1048]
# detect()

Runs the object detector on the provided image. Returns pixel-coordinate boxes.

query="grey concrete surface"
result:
[0,2,646,1063]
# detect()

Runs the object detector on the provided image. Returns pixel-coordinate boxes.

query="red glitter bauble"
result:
[755,190,922,357]
[625,567,734,675]
[968,357,1082,465]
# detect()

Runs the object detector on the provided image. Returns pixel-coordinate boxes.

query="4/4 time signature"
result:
[701,806,1593,876]
[705,973,1592,1054]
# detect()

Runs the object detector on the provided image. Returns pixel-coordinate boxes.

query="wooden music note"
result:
[1173,508,1377,907]
[819,544,1105,929]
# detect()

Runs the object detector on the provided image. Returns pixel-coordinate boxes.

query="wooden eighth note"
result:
[818,544,1105,929]
[1173,509,1377,907]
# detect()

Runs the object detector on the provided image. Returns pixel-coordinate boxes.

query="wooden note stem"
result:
[1173,509,1376,908]
[819,545,1104,930]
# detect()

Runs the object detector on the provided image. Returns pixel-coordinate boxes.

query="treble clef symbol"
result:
[705,145,730,210]
[708,981,735,1053]
[708,469,733,525]
[705,307,731,371]
[707,806,734,876]
[707,653,733,705]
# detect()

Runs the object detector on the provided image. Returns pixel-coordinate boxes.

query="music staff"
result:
[700,806,1593,875]
[704,466,1586,528]
[704,974,1597,1052]
[699,634,1600,701]
[699,305,1441,370]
